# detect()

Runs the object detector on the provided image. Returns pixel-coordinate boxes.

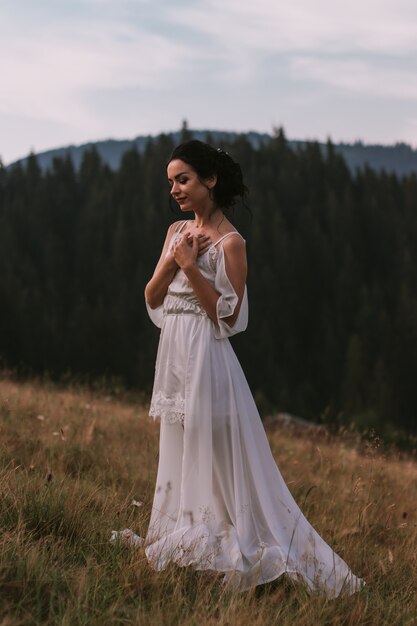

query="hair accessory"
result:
[217,147,229,156]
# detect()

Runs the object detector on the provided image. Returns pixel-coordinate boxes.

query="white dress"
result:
[144,220,364,597]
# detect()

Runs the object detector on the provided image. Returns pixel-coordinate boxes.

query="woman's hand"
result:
[196,233,212,257]
[166,232,210,271]
[173,233,199,270]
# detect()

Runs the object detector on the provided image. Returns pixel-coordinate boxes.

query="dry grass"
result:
[1,374,417,625]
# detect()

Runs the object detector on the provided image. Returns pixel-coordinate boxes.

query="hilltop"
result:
[7,128,417,177]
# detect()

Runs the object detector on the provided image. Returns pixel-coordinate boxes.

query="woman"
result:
[144,140,364,596]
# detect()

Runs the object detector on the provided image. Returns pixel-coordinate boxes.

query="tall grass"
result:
[1,374,416,625]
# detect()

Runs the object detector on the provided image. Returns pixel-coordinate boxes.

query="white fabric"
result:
[110,529,144,547]
[145,229,364,596]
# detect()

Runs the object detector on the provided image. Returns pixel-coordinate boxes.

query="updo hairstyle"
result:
[168,140,248,209]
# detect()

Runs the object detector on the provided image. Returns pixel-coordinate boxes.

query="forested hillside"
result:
[9,128,417,178]
[1,129,417,435]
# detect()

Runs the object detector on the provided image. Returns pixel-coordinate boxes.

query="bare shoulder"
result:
[164,220,184,240]
[222,232,247,284]
[222,232,246,253]
[169,220,184,233]
[222,233,247,275]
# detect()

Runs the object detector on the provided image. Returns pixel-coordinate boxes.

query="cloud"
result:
[0,11,189,130]
[161,0,417,108]
[3,0,417,111]
[167,0,417,56]
[163,0,417,95]
[290,56,417,100]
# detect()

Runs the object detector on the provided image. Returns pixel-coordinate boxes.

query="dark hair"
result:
[168,139,248,209]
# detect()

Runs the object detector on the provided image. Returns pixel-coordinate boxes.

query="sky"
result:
[1,0,417,164]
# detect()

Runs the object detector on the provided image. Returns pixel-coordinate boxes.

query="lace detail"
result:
[208,246,218,272]
[149,390,185,425]
[199,505,216,523]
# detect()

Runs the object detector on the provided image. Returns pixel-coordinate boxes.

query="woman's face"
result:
[167,159,216,212]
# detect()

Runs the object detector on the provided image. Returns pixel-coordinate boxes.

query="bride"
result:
[143,139,364,596]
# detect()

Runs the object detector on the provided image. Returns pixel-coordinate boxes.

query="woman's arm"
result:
[173,232,247,327]
[145,223,213,309]
[144,223,179,309]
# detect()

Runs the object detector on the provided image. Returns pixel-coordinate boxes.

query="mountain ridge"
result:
[7,128,417,177]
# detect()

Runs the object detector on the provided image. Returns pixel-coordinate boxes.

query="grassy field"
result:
[1,374,417,625]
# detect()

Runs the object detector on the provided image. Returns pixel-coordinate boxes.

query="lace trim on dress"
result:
[149,390,185,425]
[208,246,218,272]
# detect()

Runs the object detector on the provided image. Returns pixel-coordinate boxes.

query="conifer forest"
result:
[1,129,417,436]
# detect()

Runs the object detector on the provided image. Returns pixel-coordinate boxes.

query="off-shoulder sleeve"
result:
[146,300,164,328]
[213,245,248,340]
